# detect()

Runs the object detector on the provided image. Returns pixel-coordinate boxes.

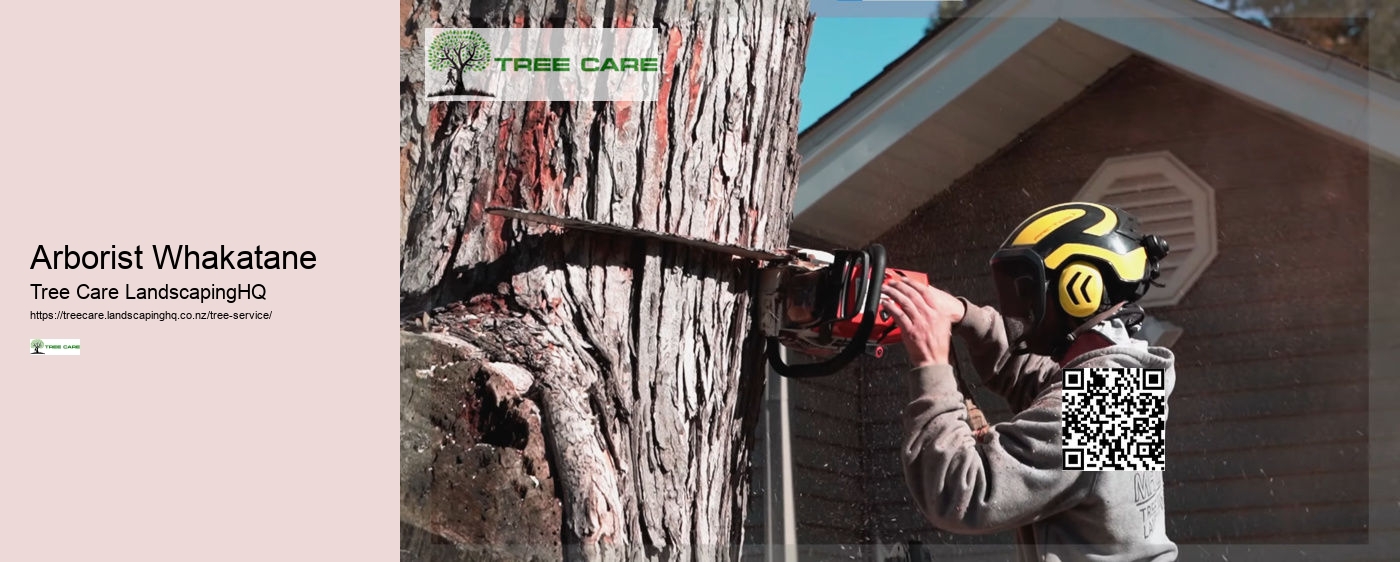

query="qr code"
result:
[1061,367,1167,471]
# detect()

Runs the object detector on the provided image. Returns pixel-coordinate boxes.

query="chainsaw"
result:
[486,207,925,376]
[487,207,990,432]
[756,244,936,377]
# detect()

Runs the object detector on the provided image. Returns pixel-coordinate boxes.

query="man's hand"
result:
[882,278,965,369]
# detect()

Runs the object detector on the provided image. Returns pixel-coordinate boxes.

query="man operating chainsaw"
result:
[880,201,1178,562]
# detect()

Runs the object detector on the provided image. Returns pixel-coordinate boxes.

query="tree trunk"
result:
[399,1,812,560]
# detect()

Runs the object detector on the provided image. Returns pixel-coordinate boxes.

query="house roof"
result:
[793,0,1400,247]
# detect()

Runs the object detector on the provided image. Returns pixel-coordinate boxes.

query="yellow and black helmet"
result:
[990,202,1171,330]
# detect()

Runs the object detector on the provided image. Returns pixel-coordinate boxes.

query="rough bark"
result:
[399,0,812,560]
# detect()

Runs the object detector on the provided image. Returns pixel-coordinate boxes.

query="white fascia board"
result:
[1062,0,1400,164]
[1369,85,1400,165]
[794,0,1057,216]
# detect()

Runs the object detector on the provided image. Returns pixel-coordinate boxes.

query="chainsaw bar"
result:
[487,207,789,262]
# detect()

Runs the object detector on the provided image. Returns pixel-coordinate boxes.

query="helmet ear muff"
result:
[1057,261,1105,319]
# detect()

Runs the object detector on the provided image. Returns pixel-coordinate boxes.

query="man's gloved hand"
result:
[882,278,966,369]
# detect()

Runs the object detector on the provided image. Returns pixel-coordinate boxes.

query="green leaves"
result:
[427,29,493,72]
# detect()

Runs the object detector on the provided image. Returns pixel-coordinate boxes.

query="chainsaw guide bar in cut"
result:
[487,207,789,262]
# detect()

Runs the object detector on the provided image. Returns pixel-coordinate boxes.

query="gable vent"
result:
[1075,151,1218,308]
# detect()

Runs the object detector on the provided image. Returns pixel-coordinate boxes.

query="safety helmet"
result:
[989,202,1171,342]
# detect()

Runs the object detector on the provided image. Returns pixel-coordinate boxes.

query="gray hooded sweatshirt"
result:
[901,298,1178,562]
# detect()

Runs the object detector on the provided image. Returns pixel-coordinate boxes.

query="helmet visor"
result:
[990,250,1046,326]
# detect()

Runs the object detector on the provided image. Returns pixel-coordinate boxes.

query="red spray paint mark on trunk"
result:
[493,114,516,220]
[743,208,760,247]
[686,33,705,126]
[576,7,593,28]
[426,104,447,144]
[497,100,565,248]
[463,114,511,228]
[497,115,515,149]
[486,115,522,257]
[513,101,549,211]
[537,104,565,207]
[615,100,632,128]
[655,28,683,165]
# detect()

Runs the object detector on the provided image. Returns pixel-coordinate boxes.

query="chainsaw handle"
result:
[768,244,887,378]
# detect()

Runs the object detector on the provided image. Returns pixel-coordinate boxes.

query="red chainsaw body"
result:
[768,250,928,360]
[832,267,928,347]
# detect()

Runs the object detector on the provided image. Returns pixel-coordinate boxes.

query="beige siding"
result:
[742,409,767,551]
[788,371,870,545]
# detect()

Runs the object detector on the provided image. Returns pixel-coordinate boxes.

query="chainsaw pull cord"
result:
[767,244,887,378]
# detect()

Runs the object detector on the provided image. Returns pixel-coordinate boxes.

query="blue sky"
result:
[798,18,932,132]
[795,2,1271,133]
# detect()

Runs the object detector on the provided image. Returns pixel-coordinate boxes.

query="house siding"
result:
[788,371,871,545]
[823,55,1376,547]
[743,407,767,555]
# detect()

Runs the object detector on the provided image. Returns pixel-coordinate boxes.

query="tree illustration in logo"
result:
[428,29,495,97]
[31,339,44,354]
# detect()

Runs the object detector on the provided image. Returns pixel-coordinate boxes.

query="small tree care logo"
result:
[428,29,495,98]
[424,28,662,101]
[30,338,80,355]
